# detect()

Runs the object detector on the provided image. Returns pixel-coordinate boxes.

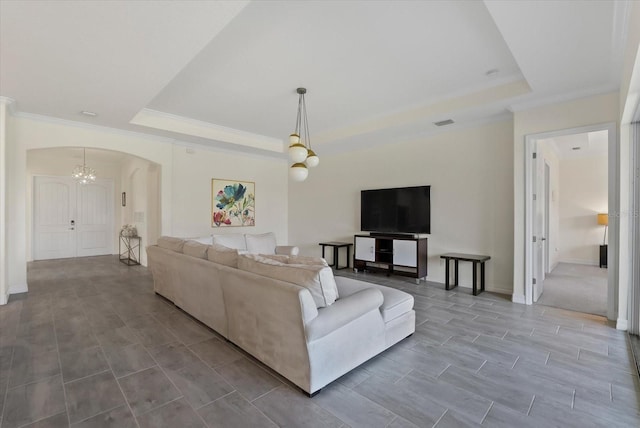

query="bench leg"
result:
[472,261,478,296]
[445,259,450,290]
[481,262,486,292]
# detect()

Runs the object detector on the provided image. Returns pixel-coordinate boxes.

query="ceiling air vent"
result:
[434,119,454,127]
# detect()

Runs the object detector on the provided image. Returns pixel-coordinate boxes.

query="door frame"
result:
[544,161,551,275]
[524,122,618,320]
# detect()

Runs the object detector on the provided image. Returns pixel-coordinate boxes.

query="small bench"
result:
[440,253,490,296]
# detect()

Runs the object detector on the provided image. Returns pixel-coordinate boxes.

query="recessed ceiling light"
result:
[81,111,97,117]
[485,69,500,77]
[434,119,454,127]
[572,147,581,150]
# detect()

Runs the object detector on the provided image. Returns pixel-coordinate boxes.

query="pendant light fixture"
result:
[288,87,319,181]
[72,148,96,184]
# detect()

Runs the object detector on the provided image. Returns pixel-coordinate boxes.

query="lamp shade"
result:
[288,143,308,163]
[289,163,308,181]
[597,213,608,226]
[305,149,319,168]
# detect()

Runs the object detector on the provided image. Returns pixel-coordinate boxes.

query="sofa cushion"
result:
[157,236,185,253]
[212,234,247,251]
[288,255,329,267]
[259,254,290,263]
[183,241,209,259]
[245,232,277,255]
[238,254,339,308]
[207,243,239,268]
[334,276,414,323]
[191,235,213,245]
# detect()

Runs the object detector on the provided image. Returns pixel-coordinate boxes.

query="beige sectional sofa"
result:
[147,236,415,396]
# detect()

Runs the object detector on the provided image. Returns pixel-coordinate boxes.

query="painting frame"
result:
[211,179,255,227]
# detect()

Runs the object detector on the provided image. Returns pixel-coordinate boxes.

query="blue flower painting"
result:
[211,179,255,227]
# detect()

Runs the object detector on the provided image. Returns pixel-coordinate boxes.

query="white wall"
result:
[5,114,287,299]
[0,99,9,304]
[558,155,608,265]
[171,144,288,244]
[288,120,514,294]
[26,149,123,260]
[512,92,619,304]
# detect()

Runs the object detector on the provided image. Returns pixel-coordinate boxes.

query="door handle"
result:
[541,237,547,241]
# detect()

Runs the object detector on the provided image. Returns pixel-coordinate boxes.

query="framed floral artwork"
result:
[211,179,255,227]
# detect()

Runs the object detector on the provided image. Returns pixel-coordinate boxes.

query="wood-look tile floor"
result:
[0,256,638,427]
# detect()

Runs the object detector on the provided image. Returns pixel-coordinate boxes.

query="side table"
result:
[318,242,353,270]
[119,234,141,266]
[440,253,490,296]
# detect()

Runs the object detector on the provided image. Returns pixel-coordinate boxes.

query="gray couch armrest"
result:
[306,288,383,341]
[275,245,300,256]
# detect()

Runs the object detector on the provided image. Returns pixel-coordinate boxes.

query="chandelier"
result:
[72,148,96,184]
[288,87,319,181]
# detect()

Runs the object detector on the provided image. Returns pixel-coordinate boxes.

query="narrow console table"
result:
[119,234,141,266]
[319,242,353,270]
[440,253,490,296]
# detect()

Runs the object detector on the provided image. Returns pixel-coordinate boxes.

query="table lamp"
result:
[597,213,608,245]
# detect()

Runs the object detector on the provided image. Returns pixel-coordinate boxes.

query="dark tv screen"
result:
[361,186,430,234]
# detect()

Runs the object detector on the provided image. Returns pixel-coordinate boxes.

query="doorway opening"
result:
[27,147,161,266]
[524,123,617,320]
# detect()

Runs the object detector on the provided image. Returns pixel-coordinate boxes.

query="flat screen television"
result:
[361,185,430,234]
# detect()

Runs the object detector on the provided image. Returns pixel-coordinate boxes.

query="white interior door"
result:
[34,176,114,260]
[34,177,77,260]
[77,179,113,257]
[533,153,545,302]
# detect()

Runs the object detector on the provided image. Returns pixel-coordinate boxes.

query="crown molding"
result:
[13,111,177,144]
[507,84,619,113]
[0,97,16,113]
[131,108,285,153]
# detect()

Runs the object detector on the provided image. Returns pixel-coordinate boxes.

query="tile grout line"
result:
[571,389,575,409]
[511,356,520,370]
[51,297,72,427]
[480,401,494,425]
[436,364,451,379]
[69,402,125,427]
[609,383,613,401]
[526,395,536,416]
[432,408,448,427]
[384,415,398,428]
[475,360,487,374]
[393,369,413,385]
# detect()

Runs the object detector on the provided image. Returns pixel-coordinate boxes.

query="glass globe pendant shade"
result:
[289,163,308,182]
[305,149,319,168]
[289,133,300,145]
[288,142,308,163]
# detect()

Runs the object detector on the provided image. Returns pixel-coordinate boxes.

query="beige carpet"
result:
[537,262,607,316]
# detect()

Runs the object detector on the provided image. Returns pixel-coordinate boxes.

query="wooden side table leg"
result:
[472,262,478,296]
[454,260,459,286]
[445,259,450,290]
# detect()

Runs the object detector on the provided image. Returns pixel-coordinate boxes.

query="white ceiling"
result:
[541,130,609,160]
[0,1,631,157]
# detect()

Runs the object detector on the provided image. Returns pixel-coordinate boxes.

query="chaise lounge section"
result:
[147,236,415,395]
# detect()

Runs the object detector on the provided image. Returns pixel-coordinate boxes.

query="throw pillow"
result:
[157,236,185,253]
[183,241,209,259]
[207,243,239,268]
[245,232,277,255]
[212,234,247,251]
[238,254,339,308]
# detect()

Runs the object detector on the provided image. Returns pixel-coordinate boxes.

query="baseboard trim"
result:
[558,259,599,267]
[616,318,628,331]
[9,282,28,294]
[512,293,526,305]
[485,286,513,296]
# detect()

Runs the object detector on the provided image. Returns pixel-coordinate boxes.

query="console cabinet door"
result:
[355,237,376,262]
[393,240,417,267]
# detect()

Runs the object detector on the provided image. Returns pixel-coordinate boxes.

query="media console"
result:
[353,234,427,284]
